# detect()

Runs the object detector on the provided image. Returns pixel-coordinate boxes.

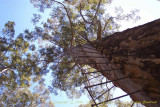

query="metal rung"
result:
[82,71,100,74]
[82,75,102,83]
[77,56,106,58]
[94,86,115,100]
[99,69,120,72]
[82,46,97,50]
[91,89,143,106]
[84,77,128,88]
[80,62,108,64]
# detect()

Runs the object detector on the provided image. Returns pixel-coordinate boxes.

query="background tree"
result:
[0,21,54,106]
[0,84,54,107]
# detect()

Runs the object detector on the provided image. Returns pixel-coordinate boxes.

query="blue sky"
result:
[0,0,36,35]
[0,0,160,107]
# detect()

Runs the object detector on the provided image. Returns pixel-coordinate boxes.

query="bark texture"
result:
[69,19,160,107]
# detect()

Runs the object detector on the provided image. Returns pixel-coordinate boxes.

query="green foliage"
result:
[0,86,55,107]
[115,99,133,107]
[31,0,117,48]
[2,21,15,38]
[0,21,54,106]
[0,21,32,89]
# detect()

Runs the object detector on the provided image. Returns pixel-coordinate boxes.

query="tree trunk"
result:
[69,19,160,107]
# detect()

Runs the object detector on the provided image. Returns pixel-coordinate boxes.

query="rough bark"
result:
[69,18,160,107]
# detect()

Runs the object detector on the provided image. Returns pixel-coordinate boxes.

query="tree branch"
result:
[92,0,102,22]
[60,63,77,78]
[51,0,74,48]
[79,3,93,25]
[0,67,12,74]
[102,17,112,32]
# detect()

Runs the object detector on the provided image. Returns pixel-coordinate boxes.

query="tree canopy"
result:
[29,0,140,98]
[0,21,54,106]
[1,0,143,106]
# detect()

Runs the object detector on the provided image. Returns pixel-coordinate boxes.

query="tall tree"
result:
[29,0,159,107]
[30,0,139,97]
[68,19,160,107]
